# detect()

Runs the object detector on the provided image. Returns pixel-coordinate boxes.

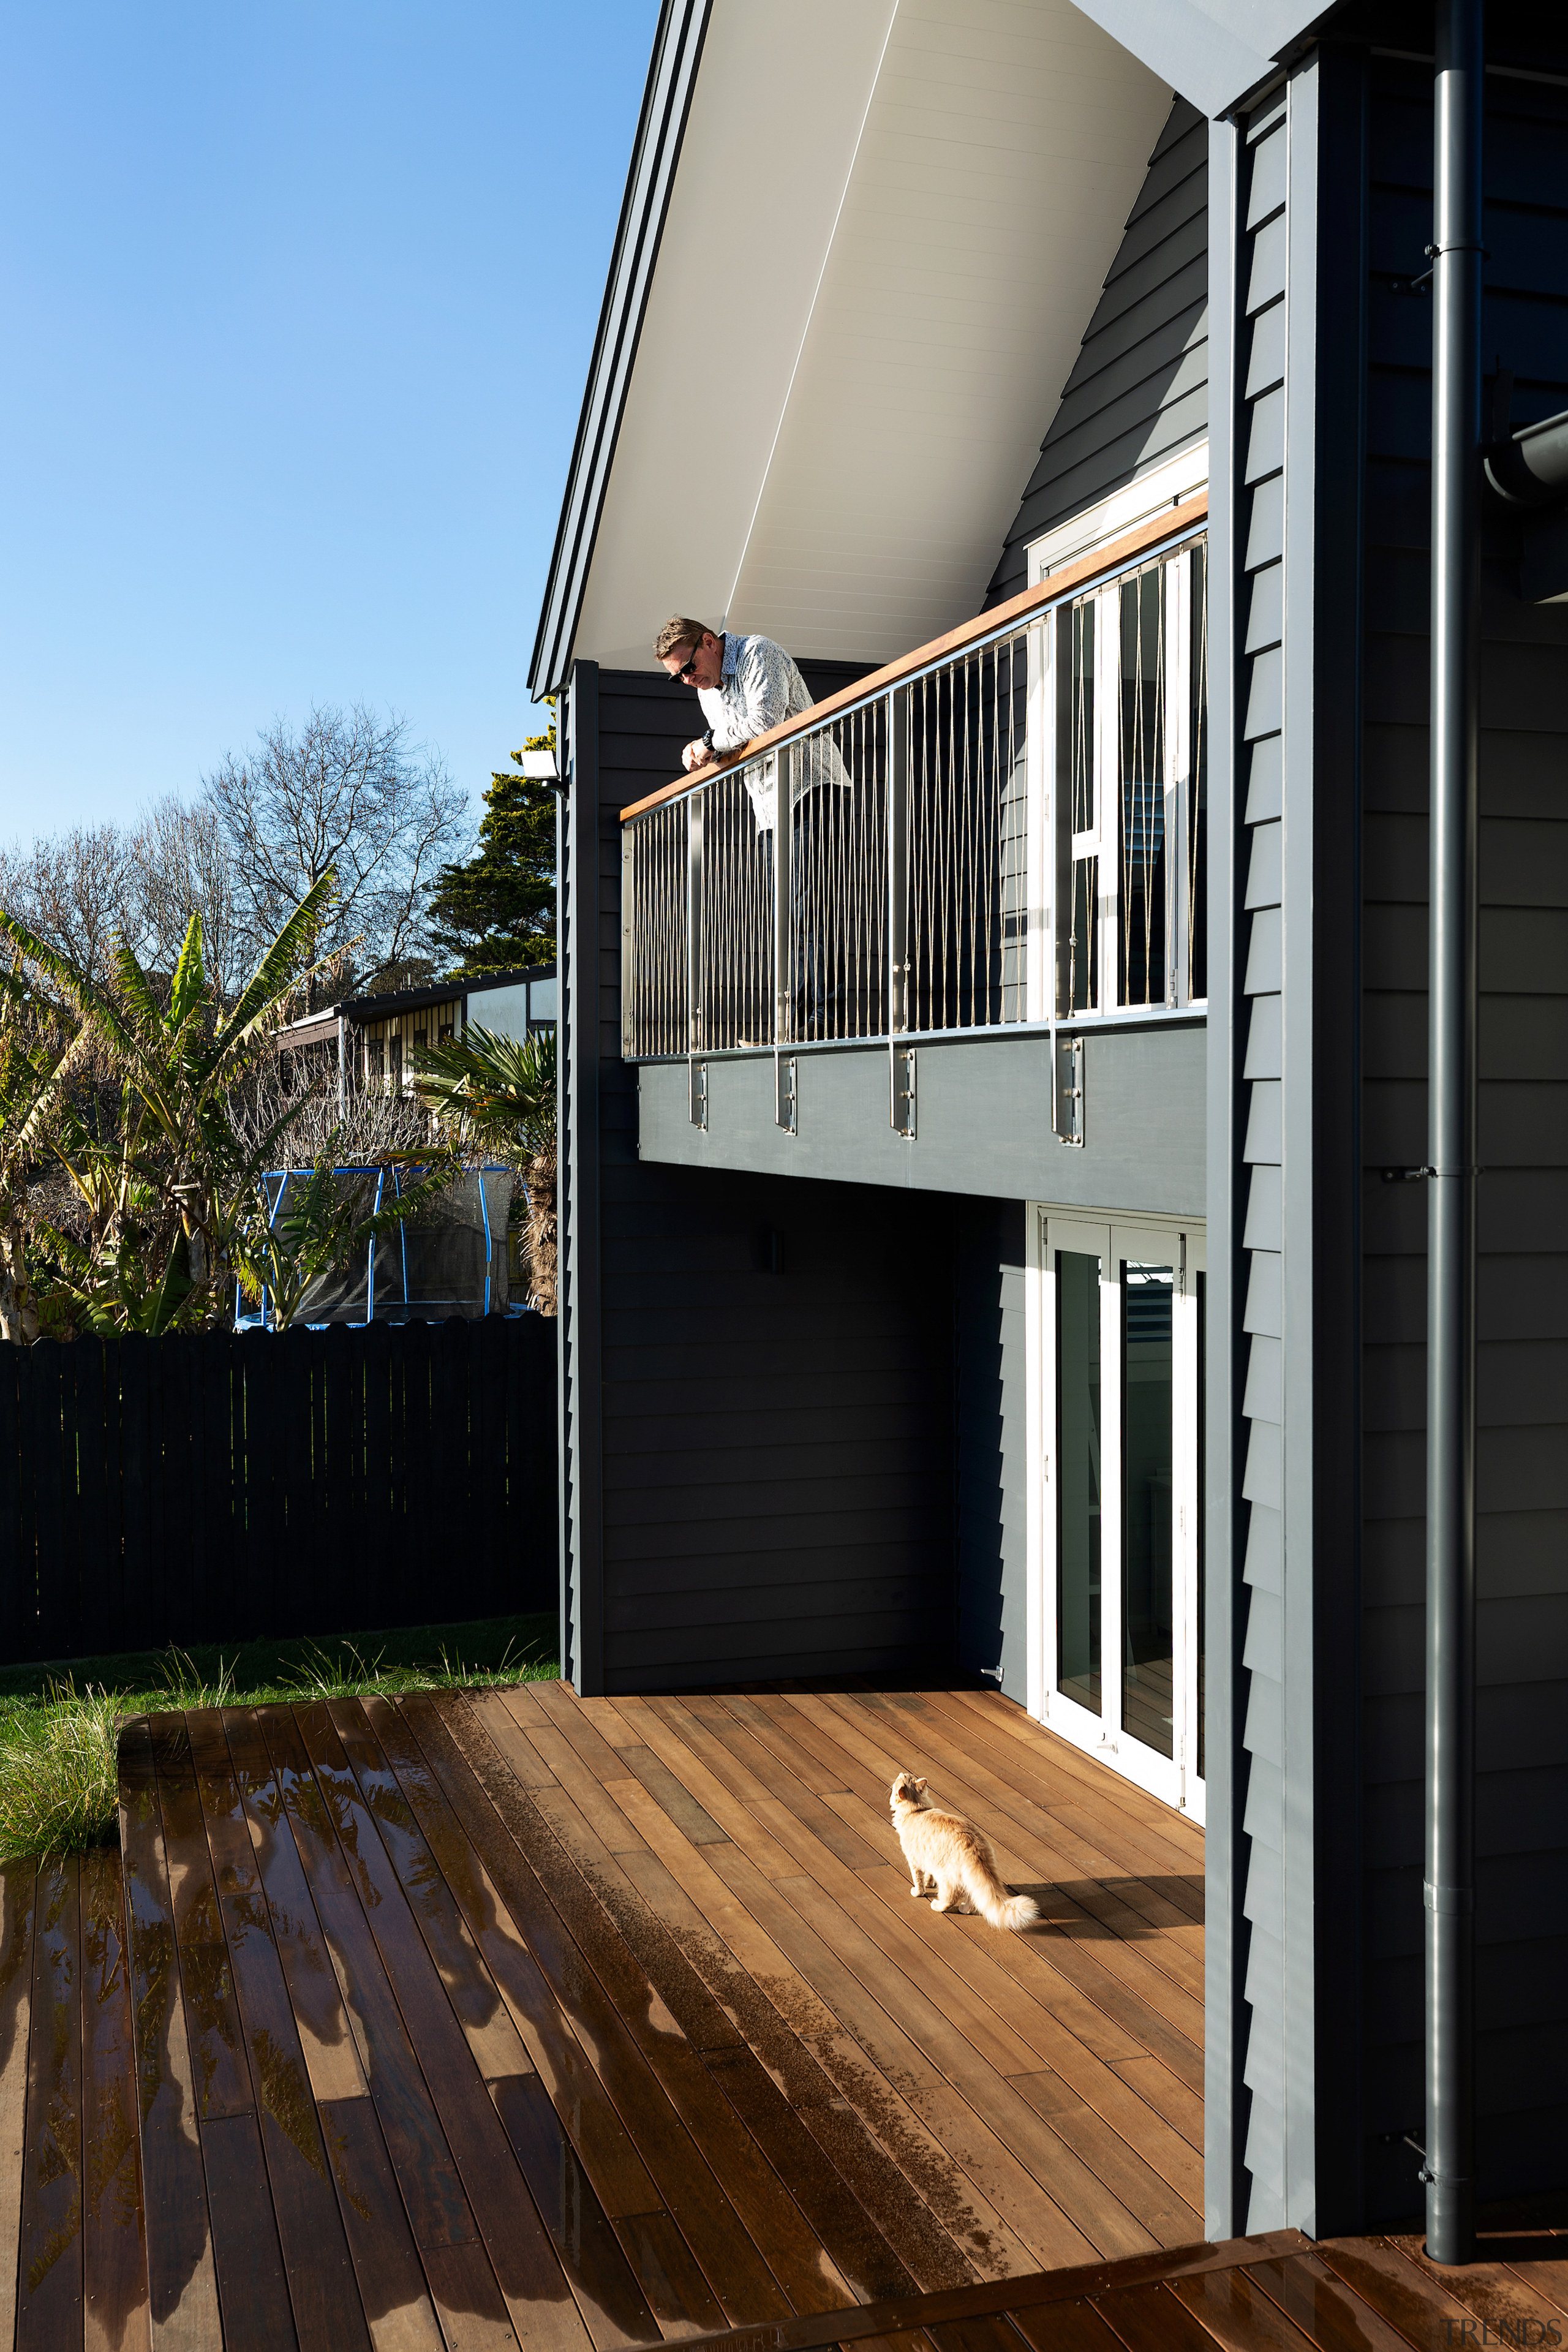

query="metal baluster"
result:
[687,791,704,1061]
[774,743,793,1123]
[888,684,908,1072]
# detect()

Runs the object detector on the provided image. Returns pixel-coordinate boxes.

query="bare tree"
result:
[0,825,135,993]
[203,704,469,980]
[227,1060,435,1167]
[129,795,244,999]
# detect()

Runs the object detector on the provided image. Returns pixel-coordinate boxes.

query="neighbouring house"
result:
[275,961,557,1098]
[533,0,1567,2256]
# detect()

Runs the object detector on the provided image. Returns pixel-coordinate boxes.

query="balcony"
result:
[619,499,1208,1181]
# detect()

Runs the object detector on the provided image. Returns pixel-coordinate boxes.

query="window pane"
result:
[1188,546,1208,1002]
[1122,1260,1174,1758]
[1119,567,1167,1006]
[1056,1249,1102,1715]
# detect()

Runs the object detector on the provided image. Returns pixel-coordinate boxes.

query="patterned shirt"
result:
[698,631,850,831]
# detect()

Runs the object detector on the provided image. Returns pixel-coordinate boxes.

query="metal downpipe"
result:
[1425,0,1482,2269]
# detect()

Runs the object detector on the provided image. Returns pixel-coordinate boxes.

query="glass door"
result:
[1031,1211,1205,1819]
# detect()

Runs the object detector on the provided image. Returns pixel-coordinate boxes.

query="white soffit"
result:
[571,0,900,674]
[571,0,1170,674]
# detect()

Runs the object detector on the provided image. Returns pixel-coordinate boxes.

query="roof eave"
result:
[527,0,711,699]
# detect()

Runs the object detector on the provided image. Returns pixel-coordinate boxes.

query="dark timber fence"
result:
[0,1317,558,1664]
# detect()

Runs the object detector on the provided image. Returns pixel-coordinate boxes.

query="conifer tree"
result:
[427,716,557,976]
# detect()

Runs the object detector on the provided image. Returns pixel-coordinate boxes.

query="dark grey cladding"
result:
[987,97,1208,608]
[1357,51,1568,2224]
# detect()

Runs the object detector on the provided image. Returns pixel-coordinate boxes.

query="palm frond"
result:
[167,912,207,1027]
[0,908,135,1057]
[7,1022,100,1164]
[29,1221,94,1280]
[411,1022,556,1149]
[211,871,339,1065]
[110,935,170,1038]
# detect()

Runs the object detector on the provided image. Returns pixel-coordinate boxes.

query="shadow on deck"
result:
[0,1680,1562,2348]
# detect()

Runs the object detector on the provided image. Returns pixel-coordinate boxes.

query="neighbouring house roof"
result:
[274,963,557,1045]
[529,0,1175,694]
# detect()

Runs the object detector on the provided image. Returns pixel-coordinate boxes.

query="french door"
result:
[1027,1210,1206,1820]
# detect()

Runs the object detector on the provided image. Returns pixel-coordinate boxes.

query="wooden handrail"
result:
[618,489,1207,823]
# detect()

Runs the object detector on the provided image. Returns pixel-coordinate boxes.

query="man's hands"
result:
[681,737,751,774]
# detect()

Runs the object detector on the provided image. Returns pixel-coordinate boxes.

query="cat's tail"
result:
[974,1879,1040,1932]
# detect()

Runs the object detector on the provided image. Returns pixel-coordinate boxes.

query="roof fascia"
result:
[529,0,712,698]
[335,960,558,1023]
[1066,0,1344,112]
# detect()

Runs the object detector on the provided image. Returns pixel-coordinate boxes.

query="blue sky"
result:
[0,1,658,844]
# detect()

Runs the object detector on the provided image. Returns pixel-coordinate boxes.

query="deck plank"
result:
[633,1702,1197,2258]
[469,1711,1019,2294]
[1087,2277,1221,2350]
[596,1772,1028,2288]
[17,1853,85,2349]
[792,1806,1205,2207]
[217,1883,372,2350]
[696,1836,1109,2273]
[190,1709,367,2114]
[281,1702,589,2352]
[0,1860,38,2350]
[802,1695,1207,2034]
[151,1711,373,2352]
[786,1692,1205,1976]
[392,1701,707,2244]
[119,1716,223,2347]
[1243,2253,1425,2352]
[390,1692,838,2323]
[488,2071,664,2348]
[103,1680,1240,2352]
[79,1848,148,2352]
[315,2094,447,2352]
[199,2109,297,2352]
[228,1708,478,2253]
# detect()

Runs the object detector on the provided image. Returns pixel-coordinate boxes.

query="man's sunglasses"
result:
[674,646,703,684]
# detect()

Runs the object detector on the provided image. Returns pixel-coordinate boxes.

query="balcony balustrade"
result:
[620,504,1208,1086]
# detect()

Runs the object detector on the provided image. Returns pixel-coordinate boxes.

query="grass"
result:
[0,1610,558,1864]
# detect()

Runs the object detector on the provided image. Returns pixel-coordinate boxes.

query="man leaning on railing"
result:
[654,616,851,1038]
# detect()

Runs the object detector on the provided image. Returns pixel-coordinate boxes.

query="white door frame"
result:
[1027,1204,1207,1822]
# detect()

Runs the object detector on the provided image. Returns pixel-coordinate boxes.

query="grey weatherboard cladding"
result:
[989,95,1209,606]
[1206,48,1366,2244]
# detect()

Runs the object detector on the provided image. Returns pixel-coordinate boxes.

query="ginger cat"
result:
[888,1772,1040,1932]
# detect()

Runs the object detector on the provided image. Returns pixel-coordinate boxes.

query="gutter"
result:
[1424,0,1483,2269]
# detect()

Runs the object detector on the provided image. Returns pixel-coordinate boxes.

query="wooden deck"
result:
[0,1678,1563,2348]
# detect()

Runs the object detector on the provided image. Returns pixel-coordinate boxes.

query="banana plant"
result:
[0,960,92,1343]
[0,876,337,1335]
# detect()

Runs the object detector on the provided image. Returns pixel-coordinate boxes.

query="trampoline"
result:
[235,1164,518,1329]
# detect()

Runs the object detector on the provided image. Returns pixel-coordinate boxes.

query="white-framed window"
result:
[1026,442,1208,583]
[1025,1204,1207,1820]
[1023,446,1209,1023]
